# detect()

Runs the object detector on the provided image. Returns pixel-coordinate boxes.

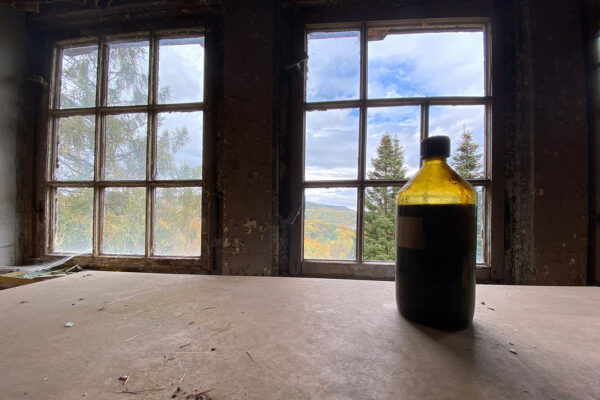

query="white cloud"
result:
[305,109,359,180]
[158,40,204,104]
[368,31,484,98]
[303,30,487,184]
[305,187,357,211]
[157,111,203,173]
[429,105,485,150]
[307,32,360,102]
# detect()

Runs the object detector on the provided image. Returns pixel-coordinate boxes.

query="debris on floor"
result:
[0,255,84,289]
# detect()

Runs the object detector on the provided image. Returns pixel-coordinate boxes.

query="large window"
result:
[47,32,208,260]
[297,21,491,278]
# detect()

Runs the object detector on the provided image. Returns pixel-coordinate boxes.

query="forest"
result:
[304,132,485,262]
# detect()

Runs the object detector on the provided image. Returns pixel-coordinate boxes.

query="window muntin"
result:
[48,33,206,258]
[302,22,490,267]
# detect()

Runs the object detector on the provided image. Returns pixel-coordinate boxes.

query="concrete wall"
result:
[0,6,29,266]
[503,0,589,285]
[219,0,278,275]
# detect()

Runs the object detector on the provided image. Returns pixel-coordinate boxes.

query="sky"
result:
[304,29,486,210]
[59,31,484,211]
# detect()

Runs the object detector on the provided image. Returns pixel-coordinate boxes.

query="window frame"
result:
[44,28,215,271]
[290,17,502,281]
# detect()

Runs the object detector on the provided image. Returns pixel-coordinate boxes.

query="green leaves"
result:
[364,134,406,261]
[450,125,482,179]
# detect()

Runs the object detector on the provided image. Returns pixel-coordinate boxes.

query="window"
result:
[47,32,209,261]
[295,20,492,278]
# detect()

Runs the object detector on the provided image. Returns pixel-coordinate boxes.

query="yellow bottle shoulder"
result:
[396,158,477,206]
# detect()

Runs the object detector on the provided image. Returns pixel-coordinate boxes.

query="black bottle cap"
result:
[421,136,450,158]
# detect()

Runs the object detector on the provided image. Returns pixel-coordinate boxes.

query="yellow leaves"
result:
[304,219,356,260]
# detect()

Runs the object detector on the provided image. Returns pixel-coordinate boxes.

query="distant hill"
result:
[305,201,352,211]
[304,201,356,259]
[305,201,355,228]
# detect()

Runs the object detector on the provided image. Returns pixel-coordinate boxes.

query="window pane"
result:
[55,115,95,181]
[105,113,147,180]
[158,37,204,104]
[368,30,484,98]
[55,187,93,253]
[364,185,401,261]
[107,41,149,106]
[60,46,98,109]
[367,106,420,180]
[155,187,202,256]
[157,111,203,180]
[305,109,359,181]
[476,186,485,264]
[304,188,356,260]
[306,31,360,102]
[102,187,146,255]
[429,105,485,179]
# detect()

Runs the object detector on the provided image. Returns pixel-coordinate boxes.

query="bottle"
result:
[395,136,477,330]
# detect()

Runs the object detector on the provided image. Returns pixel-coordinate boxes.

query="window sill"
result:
[45,254,210,274]
[300,259,492,282]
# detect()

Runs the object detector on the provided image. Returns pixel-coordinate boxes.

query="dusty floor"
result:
[0,271,598,399]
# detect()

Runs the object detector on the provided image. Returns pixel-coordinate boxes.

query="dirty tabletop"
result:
[0,271,598,399]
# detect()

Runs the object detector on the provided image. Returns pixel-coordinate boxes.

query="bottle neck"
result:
[422,157,448,166]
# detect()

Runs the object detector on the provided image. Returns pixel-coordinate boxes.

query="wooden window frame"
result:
[43,28,215,271]
[290,17,504,282]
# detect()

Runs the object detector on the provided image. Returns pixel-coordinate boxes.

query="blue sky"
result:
[304,29,486,210]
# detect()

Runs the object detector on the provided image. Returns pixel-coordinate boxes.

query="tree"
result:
[451,125,482,179]
[450,125,484,262]
[55,43,203,255]
[364,134,407,261]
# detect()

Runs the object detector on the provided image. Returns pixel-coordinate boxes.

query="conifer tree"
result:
[451,125,482,179]
[364,134,407,261]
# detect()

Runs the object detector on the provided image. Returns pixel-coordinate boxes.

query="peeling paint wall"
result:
[219,0,278,275]
[504,0,589,285]
[528,0,589,284]
[0,6,28,266]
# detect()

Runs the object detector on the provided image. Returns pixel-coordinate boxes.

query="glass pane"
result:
[429,105,485,179]
[55,115,95,181]
[476,186,485,264]
[60,45,98,109]
[306,31,360,102]
[368,30,484,98]
[102,187,146,255]
[364,186,401,261]
[305,109,359,181]
[366,106,420,180]
[158,37,204,104]
[304,188,356,260]
[107,41,149,106]
[105,113,147,180]
[157,111,203,180]
[55,187,93,253]
[155,187,202,256]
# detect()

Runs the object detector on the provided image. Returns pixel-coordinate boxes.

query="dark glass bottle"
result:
[395,136,477,330]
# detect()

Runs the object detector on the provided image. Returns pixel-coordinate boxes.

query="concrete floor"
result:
[0,271,598,399]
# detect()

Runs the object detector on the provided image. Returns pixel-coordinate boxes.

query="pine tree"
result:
[451,125,482,179]
[364,134,407,261]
